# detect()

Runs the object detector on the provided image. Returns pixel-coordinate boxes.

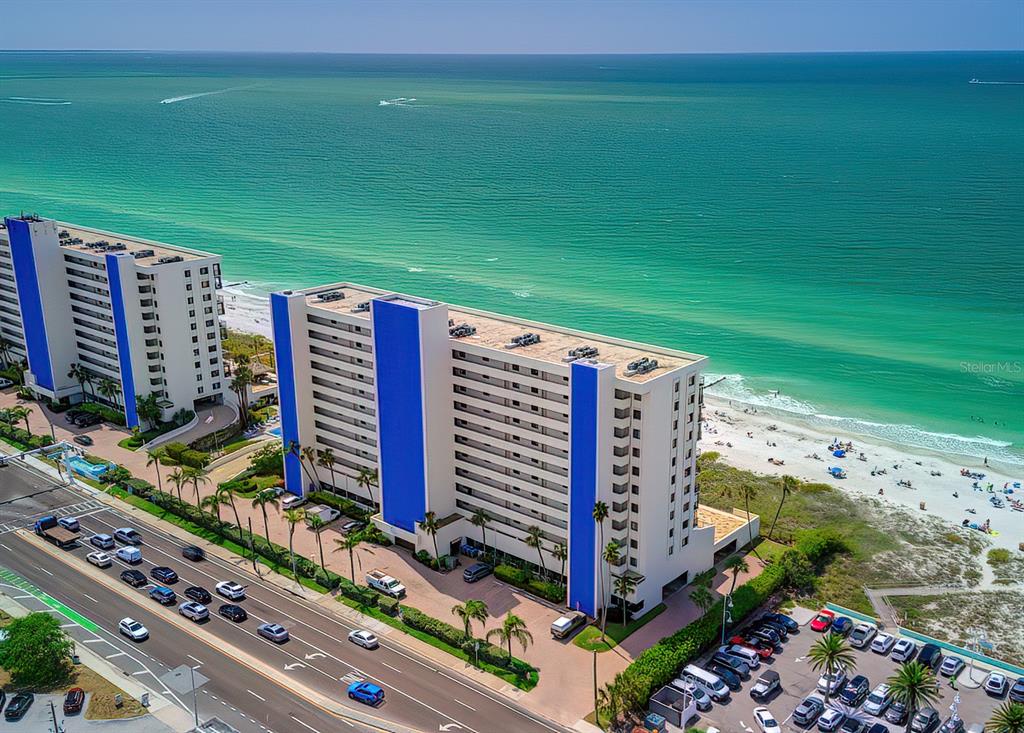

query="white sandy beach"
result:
[219,286,1023,553]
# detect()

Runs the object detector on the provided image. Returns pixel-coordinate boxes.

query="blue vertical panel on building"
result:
[5,218,54,390]
[104,254,139,428]
[568,361,599,616]
[270,293,304,496]
[372,299,426,534]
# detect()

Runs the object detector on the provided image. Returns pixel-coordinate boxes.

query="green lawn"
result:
[221,438,259,456]
[573,603,667,653]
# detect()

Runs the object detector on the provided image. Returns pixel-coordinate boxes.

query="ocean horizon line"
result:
[2,49,1022,57]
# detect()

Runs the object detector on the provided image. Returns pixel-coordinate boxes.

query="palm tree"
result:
[486,612,533,662]
[168,468,187,504]
[9,405,31,436]
[286,441,318,493]
[301,445,321,486]
[145,449,165,493]
[0,337,14,367]
[218,484,244,541]
[183,466,209,507]
[768,475,797,540]
[725,554,749,596]
[251,490,280,545]
[308,515,327,576]
[418,511,441,564]
[200,494,224,522]
[316,448,337,492]
[470,508,492,561]
[689,586,714,617]
[98,377,120,407]
[451,599,489,640]
[601,541,620,638]
[987,701,1024,733]
[67,363,89,401]
[612,573,639,626]
[887,661,940,733]
[333,532,363,583]
[524,526,546,578]
[592,500,609,638]
[551,542,568,588]
[356,467,378,508]
[283,508,306,581]
[722,481,760,557]
[230,366,253,429]
[807,633,856,705]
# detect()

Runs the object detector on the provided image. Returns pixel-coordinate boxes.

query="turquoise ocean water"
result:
[1,52,1021,464]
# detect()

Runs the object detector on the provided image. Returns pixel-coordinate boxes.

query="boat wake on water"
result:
[3,96,72,105]
[969,78,1024,85]
[378,97,420,107]
[160,84,260,104]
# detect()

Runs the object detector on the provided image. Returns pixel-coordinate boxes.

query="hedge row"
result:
[307,491,373,521]
[493,564,565,604]
[0,423,55,451]
[400,606,533,675]
[160,442,211,469]
[76,402,126,426]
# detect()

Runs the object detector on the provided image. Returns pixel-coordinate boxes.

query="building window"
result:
[630,558,637,567]
[200,266,208,274]
[632,447,640,458]
[632,429,640,439]
[212,382,220,389]
[194,361,201,368]
[630,503,639,513]
[632,409,641,419]
[631,466,639,476]
[185,269,191,277]
[630,521,638,531]
[629,539,638,549]
[193,349,200,356]
[197,386,204,393]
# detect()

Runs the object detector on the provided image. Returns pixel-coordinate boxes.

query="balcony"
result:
[614,426,629,439]
[611,518,628,531]
[613,446,628,457]
[612,500,627,513]
[217,297,225,316]
[141,312,155,321]
[614,408,630,420]
[612,464,628,476]
[612,482,628,495]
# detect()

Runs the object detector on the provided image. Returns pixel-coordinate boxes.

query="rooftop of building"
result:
[298,281,705,383]
[696,505,753,544]
[55,222,216,264]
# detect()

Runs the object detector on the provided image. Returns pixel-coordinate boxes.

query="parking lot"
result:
[689,609,1007,732]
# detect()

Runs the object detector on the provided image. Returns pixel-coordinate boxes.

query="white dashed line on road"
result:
[289,716,323,733]
[247,690,266,702]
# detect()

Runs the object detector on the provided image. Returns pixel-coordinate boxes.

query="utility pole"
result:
[189,664,200,728]
[48,699,61,733]
[248,516,259,575]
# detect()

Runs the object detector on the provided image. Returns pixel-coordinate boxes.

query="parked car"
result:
[918,643,943,671]
[863,683,893,716]
[63,687,85,715]
[730,634,773,658]
[1009,676,1024,703]
[118,617,149,641]
[792,695,825,727]
[120,569,147,587]
[257,623,289,643]
[720,644,761,668]
[985,672,1009,697]
[58,516,80,532]
[73,434,93,446]
[550,611,587,639]
[114,527,143,545]
[849,623,877,648]
[750,670,781,701]
[831,617,854,636]
[811,609,836,632]
[938,718,965,733]
[216,580,246,600]
[757,618,790,639]
[840,675,870,707]
[760,612,800,633]
[4,692,33,720]
[669,678,712,711]
[151,566,178,584]
[340,519,366,534]
[817,708,845,732]
[706,662,742,691]
[891,638,918,663]
[179,601,209,622]
[182,545,205,562]
[185,586,212,604]
[149,586,176,605]
[939,655,964,677]
[750,625,782,646]
[347,681,384,705]
[871,632,896,655]
[885,700,909,725]
[463,562,493,583]
[710,651,750,678]
[840,720,868,733]
[87,550,112,568]
[866,724,891,733]
[90,533,115,550]
[910,706,940,733]
[753,706,782,733]
[218,604,248,622]
[348,630,379,649]
[817,670,847,696]
[281,494,305,510]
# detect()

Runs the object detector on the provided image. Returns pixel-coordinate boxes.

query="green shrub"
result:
[307,491,372,521]
[794,528,848,564]
[377,596,400,615]
[493,564,564,603]
[179,448,211,469]
[987,548,1011,565]
[77,402,126,426]
[402,607,469,649]
[249,444,285,478]
[338,578,378,607]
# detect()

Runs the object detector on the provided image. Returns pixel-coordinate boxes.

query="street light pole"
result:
[189,664,200,728]
[720,594,733,645]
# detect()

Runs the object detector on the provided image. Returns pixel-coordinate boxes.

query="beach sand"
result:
[219,287,1022,553]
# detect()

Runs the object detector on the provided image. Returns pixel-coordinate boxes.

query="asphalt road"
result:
[0,460,566,733]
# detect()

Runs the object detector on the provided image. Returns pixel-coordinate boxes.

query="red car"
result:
[730,635,774,659]
[810,609,836,632]
[63,687,85,715]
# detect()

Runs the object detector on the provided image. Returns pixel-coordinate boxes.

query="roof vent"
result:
[315,290,345,303]
[58,230,70,239]
[624,357,659,376]
[448,323,477,339]
[157,255,183,264]
[351,301,371,313]
[133,249,155,259]
[563,345,599,362]
[505,332,541,349]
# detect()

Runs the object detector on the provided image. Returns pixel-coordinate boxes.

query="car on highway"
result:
[910,706,940,733]
[114,527,143,545]
[90,533,115,550]
[918,643,943,672]
[840,674,870,707]
[149,586,176,605]
[939,655,964,677]
[792,695,825,726]
[885,700,909,725]
[753,706,782,733]
[257,623,290,643]
[760,612,800,633]
[63,687,85,715]
[216,580,246,600]
[218,604,248,622]
[750,670,781,701]
[871,632,896,655]
[863,683,893,716]
[184,586,212,604]
[151,566,178,584]
[120,569,147,587]
[706,662,742,691]
[118,617,149,641]
[730,634,774,658]
[347,681,384,706]
[116,546,142,564]
[817,670,847,696]
[179,601,209,622]
[831,617,854,636]
[348,630,379,649]
[1010,676,1024,703]
[182,545,205,562]
[811,609,835,632]
[87,550,112,568]
[817,708,845,732]
[985,672,1009,697]
[3,692,33,721]
[58,516,80,532]
[849,623,877,648]
[891,638,917,663]
[73,434,94,446]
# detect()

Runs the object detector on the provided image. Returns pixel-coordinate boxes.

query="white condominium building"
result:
[272,282,751,618]
[0,215,228,427]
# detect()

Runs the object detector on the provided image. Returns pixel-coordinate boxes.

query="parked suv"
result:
[463,562,492,583]
[918,643,943,672]
[550,611,587,639]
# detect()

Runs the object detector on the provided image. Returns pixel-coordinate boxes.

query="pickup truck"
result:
[366,569,406,598]
[304,504,341,527]
[34,516,78,549]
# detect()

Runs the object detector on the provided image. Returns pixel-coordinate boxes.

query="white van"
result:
[721,644,761,668]
[116,546,142,564]
[681,664,730,702]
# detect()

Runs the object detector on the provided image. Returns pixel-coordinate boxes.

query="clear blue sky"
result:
[4,0,1021,53]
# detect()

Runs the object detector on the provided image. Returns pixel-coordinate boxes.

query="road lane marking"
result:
[454,700,476,711]
[39,567,53,576]
[81,593,99,603]
[187,654,204,666]
[247,690,266,702]
[105,652,126,660]
[0,542,12,551]
[289,716,323,733]
[381,662,402,674]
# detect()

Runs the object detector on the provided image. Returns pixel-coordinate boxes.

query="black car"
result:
[73,434,94,446]
[706,662,742,691]
[749,627,781,647]
[792,695,825,726]
[711,652,749,677]
[885,701,909,725]
[918,644,943,672]
[151,566,178,584]
[182,545,205,562]
[120,569,147,587]
[840,719,868,733]
[4,692,33,720]
[1010,676,1024,703]
[867,724,891,733]
[760,612,800,633]
[910,707,940,733]
[218,604,248,622]
[757,618,790,639]
[840,675,870,707]
[462,562,493,583]
[185,586,212,604]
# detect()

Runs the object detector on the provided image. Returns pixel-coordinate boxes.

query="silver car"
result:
[348,629,379,649]
[257,623,290,643]
[178,602,209,622]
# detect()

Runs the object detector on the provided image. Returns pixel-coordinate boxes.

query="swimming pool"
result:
[66,455,113,480]
[268,427,282,438]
